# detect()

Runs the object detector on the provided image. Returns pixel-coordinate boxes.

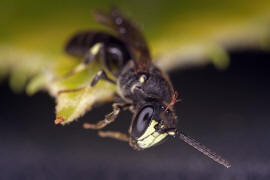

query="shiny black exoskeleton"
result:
[62,8,231,168]
[65,31,130,76]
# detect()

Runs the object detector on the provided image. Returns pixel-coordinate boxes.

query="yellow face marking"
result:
[137,120,158,141]
[151,133,167,146]
[90,43,102,55]
[137,120,168,149]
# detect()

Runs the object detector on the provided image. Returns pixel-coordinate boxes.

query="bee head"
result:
[130,102,177,150]
[129,102,231,168]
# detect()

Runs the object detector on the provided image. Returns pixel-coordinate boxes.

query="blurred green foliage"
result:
[0,0,270,124]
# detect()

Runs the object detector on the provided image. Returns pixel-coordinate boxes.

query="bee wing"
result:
[94,8,152,73]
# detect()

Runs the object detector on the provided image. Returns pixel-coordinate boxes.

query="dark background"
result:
[0,50,270,180]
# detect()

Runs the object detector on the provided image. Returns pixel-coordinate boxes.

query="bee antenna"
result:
[165,91,179,112]
[175,130,231,168]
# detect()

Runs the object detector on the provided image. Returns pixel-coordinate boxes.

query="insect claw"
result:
[83,123,94,129]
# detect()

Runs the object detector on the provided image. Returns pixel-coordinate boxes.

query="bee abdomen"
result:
[65,31,123,58]
[65,31,131,76]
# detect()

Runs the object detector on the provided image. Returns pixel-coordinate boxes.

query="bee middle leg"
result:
[90,69,115,86]
[83,102,131,130]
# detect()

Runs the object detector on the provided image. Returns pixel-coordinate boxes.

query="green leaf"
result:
[0,46,115,124]
[1,0,270,124]
[50,59,116,125]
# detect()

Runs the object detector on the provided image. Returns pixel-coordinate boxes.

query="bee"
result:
[60,8,231,168]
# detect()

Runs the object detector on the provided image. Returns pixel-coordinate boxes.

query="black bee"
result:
[60,8,230,168]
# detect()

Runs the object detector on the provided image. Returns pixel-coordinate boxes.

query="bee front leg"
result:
[83,103,130,130]
[97,131,129,142]
[57,69,115,95]
[90,70,116,86]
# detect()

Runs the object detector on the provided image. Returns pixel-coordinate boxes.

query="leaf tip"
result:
[55,117,65,125]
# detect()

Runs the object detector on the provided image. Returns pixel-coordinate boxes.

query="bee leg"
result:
[97,130,129,142]
[90,70,115,87]
[55,43,104,81]
[83,103,130,130]
[83,43,103,64]
[114,95,135,112]
[57,69,115,95]
[57,86,89,95]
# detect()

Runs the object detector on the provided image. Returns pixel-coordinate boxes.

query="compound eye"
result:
[132,106,154,138]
